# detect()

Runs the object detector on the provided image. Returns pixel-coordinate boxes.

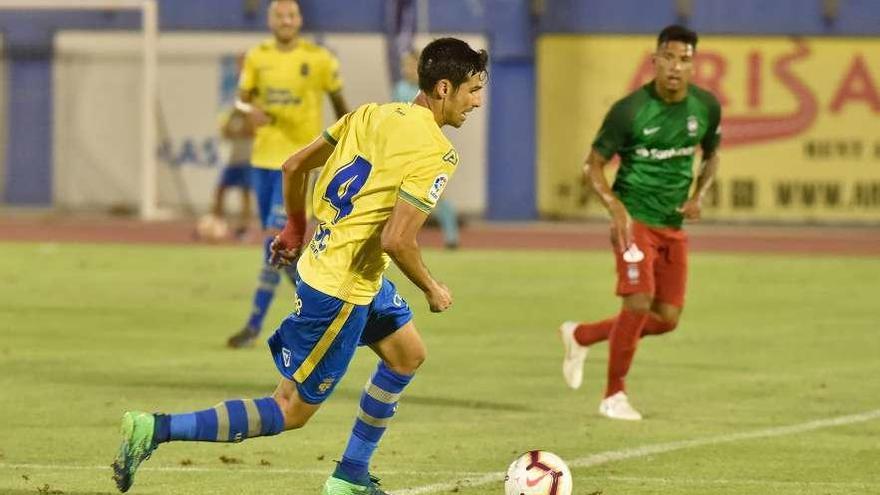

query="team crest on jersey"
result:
[687,115,698,136]
[300,63,310,76]
[318,377,335,394]
[627,263,640,284]
[428,173,449,203]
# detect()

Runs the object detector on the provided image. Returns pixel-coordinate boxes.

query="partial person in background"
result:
[559,25,721,421]
[393,48,460,250]
[227,0,349,348]
[209,97,255,240]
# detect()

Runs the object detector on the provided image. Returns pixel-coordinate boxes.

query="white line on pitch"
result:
[395,408,880,495]
[588,475,876,488]
[1,409,877,493]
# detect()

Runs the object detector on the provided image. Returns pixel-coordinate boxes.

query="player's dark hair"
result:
[418,37,488,93]
[657,25,698,49]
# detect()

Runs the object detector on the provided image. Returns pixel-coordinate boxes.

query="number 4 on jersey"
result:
[323,155,373,223]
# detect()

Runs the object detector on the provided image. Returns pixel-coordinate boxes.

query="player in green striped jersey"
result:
[560,25,722,420]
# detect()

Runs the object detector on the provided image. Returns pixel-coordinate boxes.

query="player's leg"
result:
[643,228,688,336]
[223,164,253,239]
[325,279,417,495]
[598,222,659,420]
[237,184,254,239]
[112,377,310,493]
[568,309,677,346]
[228,167,287,347]
[213,164,241,219]
[560,221,654,391]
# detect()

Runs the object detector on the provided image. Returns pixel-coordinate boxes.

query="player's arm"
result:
[584,149,633,251]
[235,89,272,128]
[678,151,720,221]
[381,201,452,313]
[270,135,335,266]
[328,90,350,119]
[679,97,722,221]
[221,109,254,139]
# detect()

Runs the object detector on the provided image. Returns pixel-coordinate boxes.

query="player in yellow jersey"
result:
[227,0,350,348]
[111,38,487,495]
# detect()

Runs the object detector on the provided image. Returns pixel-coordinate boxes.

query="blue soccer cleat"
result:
[112,411,158,492]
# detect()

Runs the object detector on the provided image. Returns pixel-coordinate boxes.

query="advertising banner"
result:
[538,36,880,223]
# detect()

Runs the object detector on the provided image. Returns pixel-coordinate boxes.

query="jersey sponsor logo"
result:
[309,224,331,258]
[265,87,301,106]
[282,347,292,367]
[643,126,661,135]
[687,115,699,136]
[442,149,459,166]
[428,173,450,203]
[635,146,696,160]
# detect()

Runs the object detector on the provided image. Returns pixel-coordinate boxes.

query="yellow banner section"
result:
[538,36,880,223]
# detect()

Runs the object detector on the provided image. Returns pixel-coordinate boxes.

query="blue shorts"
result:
[250,167,286,230]
[267,277,413,404]
[218,163,252,188]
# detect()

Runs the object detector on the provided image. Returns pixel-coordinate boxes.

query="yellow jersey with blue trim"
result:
[297,102,459,304]
[239,38,343,169]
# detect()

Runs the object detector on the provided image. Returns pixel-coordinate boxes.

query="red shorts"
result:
[613,220,688,307]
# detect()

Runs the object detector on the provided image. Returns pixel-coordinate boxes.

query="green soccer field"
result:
[1,242,878,495]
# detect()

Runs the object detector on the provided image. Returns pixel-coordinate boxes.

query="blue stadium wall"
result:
[1,0,878,219]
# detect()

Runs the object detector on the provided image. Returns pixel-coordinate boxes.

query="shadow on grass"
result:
[50,368,537,413]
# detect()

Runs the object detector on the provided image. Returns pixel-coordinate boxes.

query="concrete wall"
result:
[52,31,488,214]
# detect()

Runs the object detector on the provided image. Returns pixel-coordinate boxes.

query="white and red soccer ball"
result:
[504,450,573,495]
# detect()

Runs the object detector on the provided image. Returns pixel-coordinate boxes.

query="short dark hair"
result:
[657,25,698,49]
[418,37,489,93]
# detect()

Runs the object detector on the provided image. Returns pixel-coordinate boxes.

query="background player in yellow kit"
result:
[112,38,487,495]
[227,0,350,348]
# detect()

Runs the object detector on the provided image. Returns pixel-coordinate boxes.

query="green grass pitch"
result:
[1,242,878,494]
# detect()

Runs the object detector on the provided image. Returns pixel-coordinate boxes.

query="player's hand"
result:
[609,201,634,253]
[248,106,273,127]
[677,197,702,221]
[425,281,453,313]
[269,235,302,267]
[269,212,307,267]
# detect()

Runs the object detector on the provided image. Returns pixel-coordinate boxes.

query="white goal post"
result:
[0,0,160,219]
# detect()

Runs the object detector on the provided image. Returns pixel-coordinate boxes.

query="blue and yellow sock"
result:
[245,237,281,331]
[336,362,413,484]
[154,397,284,443]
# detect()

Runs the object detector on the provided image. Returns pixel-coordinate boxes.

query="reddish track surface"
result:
[1,212,878,256]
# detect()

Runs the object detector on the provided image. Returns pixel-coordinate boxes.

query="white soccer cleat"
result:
[599,391,643,421]
[559,321,589,389]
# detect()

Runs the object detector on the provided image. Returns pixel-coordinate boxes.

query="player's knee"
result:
[275,401,311,430]
[622,295,653,314]
[657,317,678,333]
[386,350,426,376]
[271,392,313,430]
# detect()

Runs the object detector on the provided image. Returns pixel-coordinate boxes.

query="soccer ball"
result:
[504,450,572,495]
[196,214,229,242]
